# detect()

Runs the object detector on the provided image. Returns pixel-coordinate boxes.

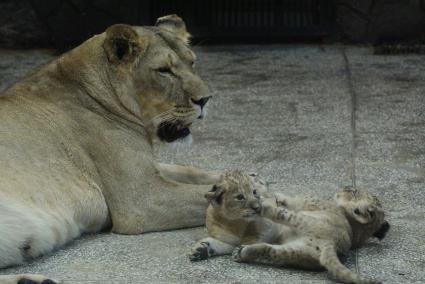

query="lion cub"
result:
[190,170,389,284]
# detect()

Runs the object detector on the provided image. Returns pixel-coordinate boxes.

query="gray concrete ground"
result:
[0,45,424,283]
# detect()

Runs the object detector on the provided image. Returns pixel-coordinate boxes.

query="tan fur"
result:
[189,170,282,260]
[190,171,389,284]
[0,15,218,283]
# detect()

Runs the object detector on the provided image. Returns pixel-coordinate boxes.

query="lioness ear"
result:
[104,24,145,64]
[205,185,224,207]
[155,14,191,44]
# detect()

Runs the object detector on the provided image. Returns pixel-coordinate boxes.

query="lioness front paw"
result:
[359,277,382,284]
[232,246,247,262]
[189,242,211,261]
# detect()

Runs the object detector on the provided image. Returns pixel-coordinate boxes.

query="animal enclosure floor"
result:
[0,45,424,283]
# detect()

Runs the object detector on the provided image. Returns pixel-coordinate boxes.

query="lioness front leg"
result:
[109,178,211,234]
[155,162,221,185]
[189,237,235,261]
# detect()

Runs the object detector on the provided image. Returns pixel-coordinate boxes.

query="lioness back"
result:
[1,14,214,284]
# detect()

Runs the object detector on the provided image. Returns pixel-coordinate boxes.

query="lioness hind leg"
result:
[0,274,58,284]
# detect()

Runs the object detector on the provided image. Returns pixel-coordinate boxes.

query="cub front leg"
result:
[189,237,235,261]
[260,199,302,228]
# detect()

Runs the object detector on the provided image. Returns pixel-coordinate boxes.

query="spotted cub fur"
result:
[190,171,389,284]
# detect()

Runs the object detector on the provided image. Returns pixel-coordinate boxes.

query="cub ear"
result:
[103,24,146,64]
[205,185,224,207]
[155,14,191,43]
[373,221,390,240]
[351,207,372,224]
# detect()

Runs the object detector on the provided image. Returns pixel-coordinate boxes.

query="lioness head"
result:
[205,170,263,219]
[335,186,389,240]
[102,15,210,143]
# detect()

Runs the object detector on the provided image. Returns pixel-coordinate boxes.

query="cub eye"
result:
[157,66,172,74]
[354,208,361,215]
[191,60,195,67]
[236,194,245,201]
[253,189,257,195]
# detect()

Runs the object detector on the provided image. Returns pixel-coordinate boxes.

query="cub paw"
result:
[232,246,246,262]
[276,207,289,220]
[274,193,287,207]
[259,197,277,217]
[189,242,210,261]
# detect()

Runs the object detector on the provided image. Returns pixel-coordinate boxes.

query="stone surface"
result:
[0,45,424,283]
[337,0,425,43]
[0,1,50,48]
[346,48,425,284]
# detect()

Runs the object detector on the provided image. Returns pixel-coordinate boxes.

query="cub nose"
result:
[251,203,261,213]
[191,96,212,109]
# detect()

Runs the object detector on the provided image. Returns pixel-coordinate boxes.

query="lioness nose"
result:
[191,96,211,109]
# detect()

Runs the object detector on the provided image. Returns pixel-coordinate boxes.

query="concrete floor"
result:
[0,45,424,283]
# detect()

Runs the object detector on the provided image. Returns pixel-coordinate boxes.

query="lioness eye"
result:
[236,194,245,201]
[354,208,360,215]
[157,66,172,74]
[253,189,257,195]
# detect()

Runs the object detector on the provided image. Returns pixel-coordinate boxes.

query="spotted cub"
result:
[189,170,389,284]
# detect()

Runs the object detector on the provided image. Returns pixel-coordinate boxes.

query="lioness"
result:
[190,171,389,284]
[0,15,220,284]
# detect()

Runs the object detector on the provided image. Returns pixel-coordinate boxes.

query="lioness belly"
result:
[0,165,109,268]
[0,111,109,268]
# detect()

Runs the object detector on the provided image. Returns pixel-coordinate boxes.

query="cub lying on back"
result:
[189,170,389,284]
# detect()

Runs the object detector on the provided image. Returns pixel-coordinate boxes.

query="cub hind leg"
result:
[232,239,320,269]
[189,237,235,261]
[232,241,381,284]
[320,246,381,284]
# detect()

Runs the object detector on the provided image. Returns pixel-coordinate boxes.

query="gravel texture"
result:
[0,45,424,283]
